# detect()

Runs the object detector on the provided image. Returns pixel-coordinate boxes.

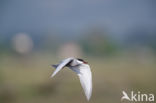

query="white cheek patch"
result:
[77,61,83,64]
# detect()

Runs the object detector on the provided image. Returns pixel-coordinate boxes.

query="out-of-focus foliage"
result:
[80,28,118,56]
[0,53,156,103]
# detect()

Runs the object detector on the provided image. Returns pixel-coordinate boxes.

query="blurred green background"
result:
[0,0,156,103]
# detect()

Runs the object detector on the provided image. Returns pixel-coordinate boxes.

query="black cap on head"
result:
[77,58,84,61]
[77,58,88,64]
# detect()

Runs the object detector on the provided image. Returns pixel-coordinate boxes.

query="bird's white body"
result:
[51,58,92,101]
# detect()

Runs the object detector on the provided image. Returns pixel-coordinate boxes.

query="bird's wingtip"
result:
[50,75,54,78]
[86,92,91,101]
[86,96,91,101]
[50,72,56,78]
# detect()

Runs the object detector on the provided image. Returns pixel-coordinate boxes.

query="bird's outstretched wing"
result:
[51,58,73,77]
[72,65,92,101]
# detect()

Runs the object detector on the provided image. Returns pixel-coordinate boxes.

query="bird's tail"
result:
[51,64,58,69]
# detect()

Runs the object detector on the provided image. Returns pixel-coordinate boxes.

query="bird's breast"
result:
[70,59,79,66]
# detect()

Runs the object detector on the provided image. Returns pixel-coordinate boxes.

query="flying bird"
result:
[51,57,92,101]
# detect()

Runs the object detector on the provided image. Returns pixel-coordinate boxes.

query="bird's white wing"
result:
[51,58,73,77]
[72,64,92,101]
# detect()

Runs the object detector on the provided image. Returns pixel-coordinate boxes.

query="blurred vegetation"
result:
[80,28,118,56]
[0,52,156,103]
[0,31,156,103]
[124,27,156,51]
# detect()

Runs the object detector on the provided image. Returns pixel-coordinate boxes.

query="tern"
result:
[51,57,92,101]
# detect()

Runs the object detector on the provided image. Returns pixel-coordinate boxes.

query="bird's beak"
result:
[83,61,88,64]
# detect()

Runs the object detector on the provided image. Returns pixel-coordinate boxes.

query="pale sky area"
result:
[0,0,156,37]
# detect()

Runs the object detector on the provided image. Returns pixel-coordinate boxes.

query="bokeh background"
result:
[0,0,156,103]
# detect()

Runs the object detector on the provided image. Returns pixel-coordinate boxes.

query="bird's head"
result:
[77,58,88,64]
